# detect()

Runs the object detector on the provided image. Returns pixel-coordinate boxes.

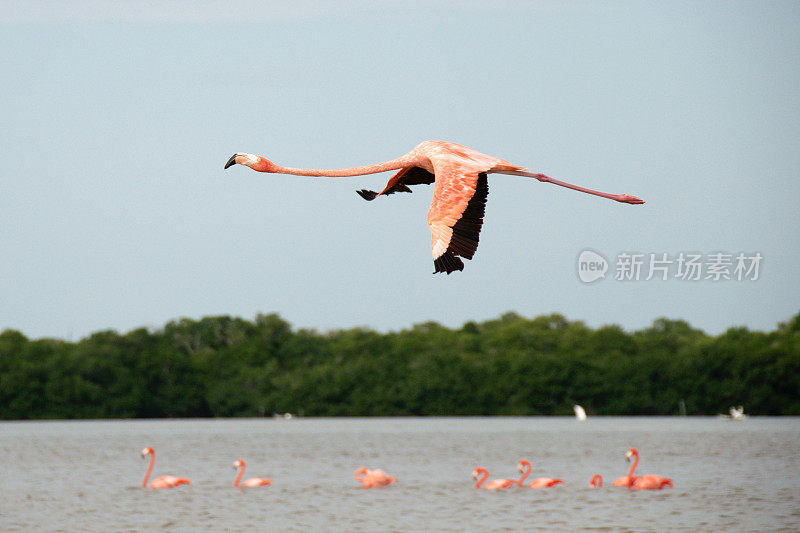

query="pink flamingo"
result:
[516,459,564,488]
[612,475,635,487]
[140,447,190,489]
[225,141,644,274]
[354,467,397,488]
[589,474,603,488]
[622,448,673,490]
[233,459,272,488]
[472,468,516,490]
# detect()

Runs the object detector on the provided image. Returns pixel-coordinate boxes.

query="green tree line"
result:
[1,311,798,419]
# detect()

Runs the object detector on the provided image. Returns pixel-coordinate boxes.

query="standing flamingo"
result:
[224,141,644,274]
[472,468,516,490]
[140,447,190,489]
[621,448,673,490]
[589,474,603,488]
[233,459,272,488]
[515,459,564,488]
[354,467,397,488]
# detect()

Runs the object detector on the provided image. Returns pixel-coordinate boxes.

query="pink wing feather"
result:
[424,141,526,274]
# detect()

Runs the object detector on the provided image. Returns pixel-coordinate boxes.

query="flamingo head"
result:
[625,448,638,462]
[471,468,485,480]
[517,459,531,473]
[140,446,154,458]
[616,194,645,205]
[233,459,245,470]
[224,152,274,172]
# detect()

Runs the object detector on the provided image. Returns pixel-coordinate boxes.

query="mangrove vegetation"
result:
[1,311,798,419]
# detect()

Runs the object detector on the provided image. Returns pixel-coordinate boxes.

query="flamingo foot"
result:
[615,194,645,204]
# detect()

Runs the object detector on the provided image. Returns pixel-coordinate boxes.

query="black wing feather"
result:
[356,166,435,201]
[432,172,489,274]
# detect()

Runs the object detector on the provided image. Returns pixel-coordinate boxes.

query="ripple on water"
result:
[1,417,799,531]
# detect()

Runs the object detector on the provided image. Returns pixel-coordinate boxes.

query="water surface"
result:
[2,417,798,531]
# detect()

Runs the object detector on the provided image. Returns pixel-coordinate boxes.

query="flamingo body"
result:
[527,477,565,488]
[149,475,191,489]
[233,459,272,488]
[622,448,673,491]
[140,447,190,489]
[472,467,515,490]
[225,140,644,274]
[354,467,397,488]
[241,477,272,487]
[516,459,564,488]
[630,474,673,490]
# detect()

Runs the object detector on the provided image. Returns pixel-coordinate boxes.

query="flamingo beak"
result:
[224,154,239,169]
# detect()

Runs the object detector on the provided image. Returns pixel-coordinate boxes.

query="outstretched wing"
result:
[356,166,435,201]
[427,170,489,274]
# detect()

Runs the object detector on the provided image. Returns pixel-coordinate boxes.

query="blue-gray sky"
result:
[2,1,798,340]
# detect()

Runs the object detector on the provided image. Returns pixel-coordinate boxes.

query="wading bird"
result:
[516,459,564,488]
[224,141,644,274]
[612,474,635,487]
[472,467,516,490]
[233,459,272,488]
[354,467,397,488]
[621,448,673,490]
[140,447,190,489]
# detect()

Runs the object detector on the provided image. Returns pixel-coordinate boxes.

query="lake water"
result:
[1,417,798,532]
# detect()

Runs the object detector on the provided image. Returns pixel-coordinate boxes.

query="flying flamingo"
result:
[589,474,603,488]
[354,467,397,488]
[515,459,564,488]
[622,448,673,490]
[472,468,516,490]
[140,447,190,489]
[233,459,272,488]
[224,140,644,274]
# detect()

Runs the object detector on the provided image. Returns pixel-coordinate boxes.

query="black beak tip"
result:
[224,154,238,169]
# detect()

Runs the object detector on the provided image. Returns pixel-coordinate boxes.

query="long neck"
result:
[474,469,488,489]
[517,462,531,486]
[270,154,415,178]
[591,474,602,488]
[627,452,639,488]
[142,453,154,488]
[234,464,245,487]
